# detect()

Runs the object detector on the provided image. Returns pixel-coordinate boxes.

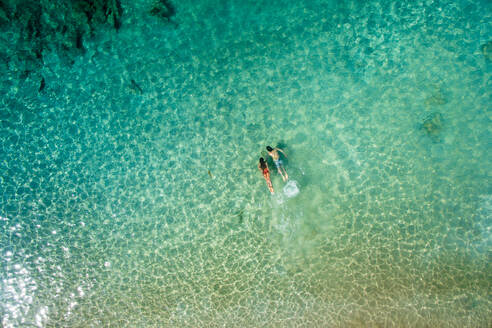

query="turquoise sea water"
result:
[1,0,491,326]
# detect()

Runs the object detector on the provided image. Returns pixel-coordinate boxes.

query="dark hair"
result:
[266,146,273,151]
[259,157,266,169]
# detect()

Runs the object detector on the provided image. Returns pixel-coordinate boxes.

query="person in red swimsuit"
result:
[258,157,274,194]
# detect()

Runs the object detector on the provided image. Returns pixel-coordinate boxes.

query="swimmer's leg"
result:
[282,167,288,181]
[278,166,288,181]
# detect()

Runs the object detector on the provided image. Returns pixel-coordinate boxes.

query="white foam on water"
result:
[283,180,300,198]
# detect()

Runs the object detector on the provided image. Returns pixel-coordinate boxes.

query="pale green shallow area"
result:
[1,0,491,327]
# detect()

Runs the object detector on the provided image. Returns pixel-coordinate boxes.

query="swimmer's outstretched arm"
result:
[277,148,287,157]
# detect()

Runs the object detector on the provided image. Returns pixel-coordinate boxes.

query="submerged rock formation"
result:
[74,0,123,32]
[423,83,447,106]
[420,112,443,139]
[0,3,8,25]
[424,90,447,106]
[0,0,123,78]
[150,0,176,22]
[1,0,180,81]
[480,41,492,61]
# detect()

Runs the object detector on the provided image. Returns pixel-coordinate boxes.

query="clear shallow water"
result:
[1,0,491,327]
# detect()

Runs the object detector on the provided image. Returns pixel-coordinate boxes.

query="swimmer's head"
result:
[266,146,273,151]
[259,157,266,168]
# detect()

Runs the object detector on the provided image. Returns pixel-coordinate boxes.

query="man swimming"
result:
[258,157,274,194]
[266,146,288,182]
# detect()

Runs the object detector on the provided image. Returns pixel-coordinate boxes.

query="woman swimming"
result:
[258,157,274,194]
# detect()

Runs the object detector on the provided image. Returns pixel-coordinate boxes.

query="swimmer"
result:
[258,157,274,194]
[266,146,288,182]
